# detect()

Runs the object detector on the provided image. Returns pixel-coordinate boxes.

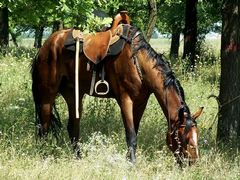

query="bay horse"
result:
[31,18,203,165]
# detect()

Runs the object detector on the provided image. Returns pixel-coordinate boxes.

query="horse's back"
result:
[33,29,72,93]
[38,29,71,61]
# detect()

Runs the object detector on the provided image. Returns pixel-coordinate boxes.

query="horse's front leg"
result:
[67,100,83,157]
[61,87,83,157]
[119,94,137,164]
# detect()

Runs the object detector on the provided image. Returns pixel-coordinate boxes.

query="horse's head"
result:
[167,106,204,165]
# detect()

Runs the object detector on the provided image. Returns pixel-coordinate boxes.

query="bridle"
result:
[167,118,198,164]
[164,83,197,159]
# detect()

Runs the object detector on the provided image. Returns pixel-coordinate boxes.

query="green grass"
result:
[0,39,239,179]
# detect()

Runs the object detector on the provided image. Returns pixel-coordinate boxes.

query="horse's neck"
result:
[162,86,182,122]
[138,50,181,123]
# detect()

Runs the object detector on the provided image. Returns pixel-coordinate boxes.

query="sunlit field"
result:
[1,37,239,179]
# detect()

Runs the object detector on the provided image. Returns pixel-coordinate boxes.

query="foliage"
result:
[95,0,149,32]
[155,0,221,36]
[197,0,222,38]
[9,0,95,29]
[83,16,112,32]
[1,0,222,51]
[156,0,185,34]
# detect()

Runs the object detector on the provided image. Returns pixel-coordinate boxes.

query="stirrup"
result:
[95,80,109,95]
[95,65,109,95]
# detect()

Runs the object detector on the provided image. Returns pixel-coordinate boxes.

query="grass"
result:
[0,38,239,179]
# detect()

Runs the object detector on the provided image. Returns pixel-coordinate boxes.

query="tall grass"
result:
[0,40,239,179]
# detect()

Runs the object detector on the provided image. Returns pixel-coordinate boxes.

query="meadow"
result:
[0,38,239,179]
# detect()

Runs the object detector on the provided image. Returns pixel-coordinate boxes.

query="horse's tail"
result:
[31,50,62,140]
[31,52,41,130]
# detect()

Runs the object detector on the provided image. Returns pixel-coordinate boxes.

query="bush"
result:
[0,46,37,60]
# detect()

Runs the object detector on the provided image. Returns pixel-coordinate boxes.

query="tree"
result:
[97,0,157,39]
[197,0,221,39]
[0,6,9,48]
[182,0,198,69]
[9,0,97,48]
[154,1,185,59]
[217,1,240,145]
[145,0,157,42]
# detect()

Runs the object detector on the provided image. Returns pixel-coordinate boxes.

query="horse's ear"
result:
[192,107,204,120]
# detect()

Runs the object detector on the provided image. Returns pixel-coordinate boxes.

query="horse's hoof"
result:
[126,147,136,164]
[75,148,82,159]
[76,151,82,159]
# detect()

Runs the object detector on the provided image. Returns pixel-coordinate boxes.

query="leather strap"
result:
[89,66,97,96]
[75,37,80,118]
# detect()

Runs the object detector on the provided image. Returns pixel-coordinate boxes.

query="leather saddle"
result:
[83,30,112,64]
[64,24,130,64]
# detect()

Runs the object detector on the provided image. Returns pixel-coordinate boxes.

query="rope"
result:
[220,95,240,109]
[208,94,240,109]
[207,94,240,129]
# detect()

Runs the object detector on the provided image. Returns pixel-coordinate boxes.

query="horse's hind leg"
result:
[34,89,59,137]
[60,86,83,156]
[32,72,59,137]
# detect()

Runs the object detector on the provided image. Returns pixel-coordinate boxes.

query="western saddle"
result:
[71,23,128,64]
[65,11,131,95]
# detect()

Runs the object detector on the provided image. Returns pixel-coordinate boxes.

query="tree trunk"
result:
[170,26,181,59]
[52,21,63,34]
[217,2,240,146]
[34,25,44,48]
[145,0,157,42]
[10,30,18,47]
[0,7,9,48]
[182,0,198,69]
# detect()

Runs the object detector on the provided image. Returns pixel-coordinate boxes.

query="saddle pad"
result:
[83,30,112,64]
[64,29,79,52]
[107,24,130,56]
[63,24,131,64]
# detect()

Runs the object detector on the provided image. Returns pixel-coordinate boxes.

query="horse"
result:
[31,17,203,165]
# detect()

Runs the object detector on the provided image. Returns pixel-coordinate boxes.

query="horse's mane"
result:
[131,29,195,128]
[131,27,185,102]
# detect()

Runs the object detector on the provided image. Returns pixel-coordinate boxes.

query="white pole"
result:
[75,38,80,119]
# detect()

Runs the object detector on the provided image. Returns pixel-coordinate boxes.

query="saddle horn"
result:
[110,11,130,33]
